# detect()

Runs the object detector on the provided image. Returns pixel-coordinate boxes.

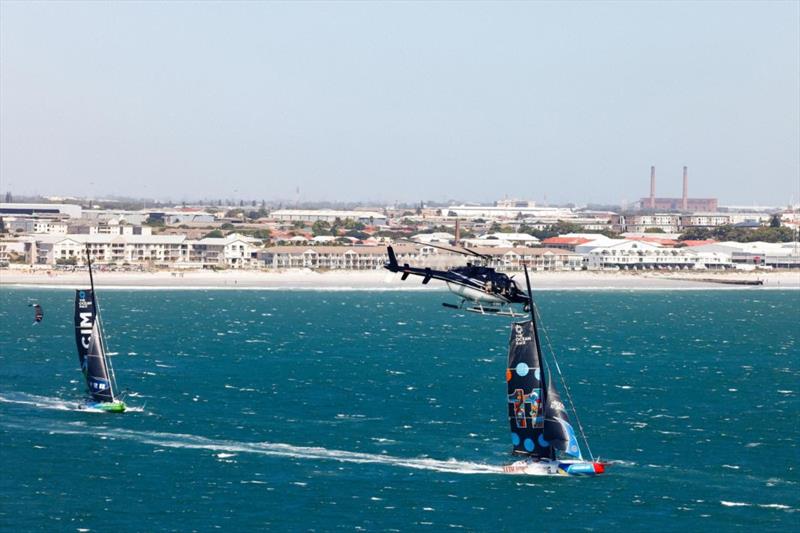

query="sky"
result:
[1,1,798,206]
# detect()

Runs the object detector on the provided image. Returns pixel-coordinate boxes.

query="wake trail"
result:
[0,392,144,413]
[3,418,505,475]
[0,392,78,412]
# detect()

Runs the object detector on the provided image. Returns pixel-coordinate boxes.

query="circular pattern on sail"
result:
[534,368,540,380]
[523,438,534,452]
[538,434,550,448]
[515,362,530,377]
[511,433,520,446]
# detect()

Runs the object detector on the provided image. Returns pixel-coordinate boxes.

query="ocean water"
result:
[0,287,798,532]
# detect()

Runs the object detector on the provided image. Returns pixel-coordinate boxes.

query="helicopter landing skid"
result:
[464,303,523,318]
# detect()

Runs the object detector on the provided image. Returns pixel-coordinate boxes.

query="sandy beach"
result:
[1,268,797,290]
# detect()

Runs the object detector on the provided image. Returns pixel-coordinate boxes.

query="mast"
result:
[524,262,594,462]
[86,243,96,308]
[523,265,547,410]
[84,243,119,400]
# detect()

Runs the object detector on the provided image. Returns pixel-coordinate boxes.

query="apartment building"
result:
[27,233,261,268]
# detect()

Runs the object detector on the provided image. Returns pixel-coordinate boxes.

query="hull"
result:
[83,400,126,413]
[502,458,605,476]
[445,282,506,305]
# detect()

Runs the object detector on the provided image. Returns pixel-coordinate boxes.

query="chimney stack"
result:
[649,166,656,208]
[454,218,461,245]
[681,166,688,211]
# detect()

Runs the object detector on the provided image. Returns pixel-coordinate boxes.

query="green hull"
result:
[100,401,126,413]
[85,400,126,413]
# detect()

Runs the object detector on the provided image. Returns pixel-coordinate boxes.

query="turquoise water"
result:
[1,288,798,531]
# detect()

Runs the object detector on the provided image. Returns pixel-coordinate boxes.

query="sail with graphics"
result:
[502,266,604,476]
[72,247,126,412]
[74,290,118,403]
[506,320,583,461]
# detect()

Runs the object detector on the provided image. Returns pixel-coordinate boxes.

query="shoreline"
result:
[1,269,797,291]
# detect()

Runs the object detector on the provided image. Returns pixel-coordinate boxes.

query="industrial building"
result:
[271,209,386,225]
[640,166,718,212]
[0,202,82,218]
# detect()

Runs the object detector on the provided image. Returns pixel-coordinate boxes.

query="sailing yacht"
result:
[73,245,126,413]
[503,267,604,476]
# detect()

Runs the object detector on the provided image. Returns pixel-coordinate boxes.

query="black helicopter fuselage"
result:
[384,246,530,308]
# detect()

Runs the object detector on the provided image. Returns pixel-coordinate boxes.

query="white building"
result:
[32,234,190,266]
[612,214,681,233]
[260,245,582,271]
[261,245,397,270]
[573,236,621,254]
[411,232,454,244]
[147,210,217,224]
[26,232,262,269]
[680,212,771,229]
[6,219,68,235]
[475,247,583,271]
[584,240,732,270]
[189,233,262,268]
[445,204,574,220]
[69,218,153,236]
[82,209,216,225]
[690,241,800,268]
[271,210,387,225]
[0,240,26,265]
[82,209,148,225]
[474,233,540,247]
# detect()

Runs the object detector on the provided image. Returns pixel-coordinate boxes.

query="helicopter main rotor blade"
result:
[398,238,492,261]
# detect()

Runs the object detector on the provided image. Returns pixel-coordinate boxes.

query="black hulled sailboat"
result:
[503,266,604,476]
[74,245,126,412]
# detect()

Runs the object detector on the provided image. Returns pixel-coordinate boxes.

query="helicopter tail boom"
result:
[387,246,399,270]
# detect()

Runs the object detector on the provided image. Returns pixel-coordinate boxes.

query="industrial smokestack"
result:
[682,166,688,211]
[649,166,656,208]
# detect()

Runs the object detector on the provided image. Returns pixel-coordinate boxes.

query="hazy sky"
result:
[1,1,798,206]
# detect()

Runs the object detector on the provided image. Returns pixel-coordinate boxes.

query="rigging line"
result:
[86,245,119,400]
[97,312,119,399]
[533,304,595,462]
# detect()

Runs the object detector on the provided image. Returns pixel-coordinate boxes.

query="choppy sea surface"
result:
[1,287,798,531]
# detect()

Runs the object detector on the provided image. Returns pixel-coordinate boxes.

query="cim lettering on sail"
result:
[74,290,95,368]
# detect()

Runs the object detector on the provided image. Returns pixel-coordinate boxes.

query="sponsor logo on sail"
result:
[514,324,531,346]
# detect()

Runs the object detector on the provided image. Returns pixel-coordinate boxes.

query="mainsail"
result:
[506,320,549,458]
[74,289,117,403]
[543,372,584,460]
[506,318,584,460]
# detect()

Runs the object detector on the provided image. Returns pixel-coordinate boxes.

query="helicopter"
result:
[385,242,531,316]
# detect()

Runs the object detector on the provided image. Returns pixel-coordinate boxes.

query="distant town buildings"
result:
[1,197,796,271]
